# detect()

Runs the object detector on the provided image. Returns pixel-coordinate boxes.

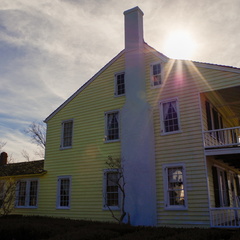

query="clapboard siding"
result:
[150,56,240,227]
[30,53,126,221]
[144,54,210,227]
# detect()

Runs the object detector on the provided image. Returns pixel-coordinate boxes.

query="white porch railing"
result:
[210,207,240,228]
[203,127,240,148]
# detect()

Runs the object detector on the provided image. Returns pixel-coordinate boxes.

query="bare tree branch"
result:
[0,179,17,216]
[0,141,6,152]
[105,156,127,224]
[21,149,31,162]
[24,122,46,149]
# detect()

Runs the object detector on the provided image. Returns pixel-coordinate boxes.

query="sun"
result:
[163,30,196,60]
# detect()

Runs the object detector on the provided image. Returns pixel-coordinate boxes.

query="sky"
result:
[1,0,240,162]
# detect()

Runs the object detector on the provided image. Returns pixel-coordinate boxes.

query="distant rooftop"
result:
[0,160,45,177]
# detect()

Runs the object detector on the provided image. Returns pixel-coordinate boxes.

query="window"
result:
[61,120,73,148]
[103,170,119,209]
[16,179,38,208]
[205,101,225,142]
[115,72,125,96]
[57,176,71,209]
[160,99,180,134]
[151,63,162,86]
[163,164,187,209]
[105,111,119,141]
[212,166,230,207]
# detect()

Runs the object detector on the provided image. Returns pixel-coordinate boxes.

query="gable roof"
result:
[0,160,46,177]
[44,42,240,123]
[44,49,125,123]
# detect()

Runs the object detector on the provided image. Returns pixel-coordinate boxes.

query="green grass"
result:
[0,216,240,240]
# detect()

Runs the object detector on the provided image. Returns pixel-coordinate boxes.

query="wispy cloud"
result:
[0,0,240,161]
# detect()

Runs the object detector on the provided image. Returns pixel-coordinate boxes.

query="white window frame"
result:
[61,119,73,149]
[56,176,72,209]
[163,163,188,210]
[150,62,163,87]
[160,98,181,135]
[16,179,39,208]
[104,110,120,142]
[103,169,120,211]
[114,72,125,97]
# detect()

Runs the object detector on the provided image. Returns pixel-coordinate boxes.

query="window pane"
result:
[167,167,185,206]
[116,73,125,95]
[18,182,27,206]
[60,178,70,207]
[163,101,179,132]
[106,172,119,206]
[63,121,73,147]
[29,181,38,206]
[107,112,119,140]
[152,64,161,86]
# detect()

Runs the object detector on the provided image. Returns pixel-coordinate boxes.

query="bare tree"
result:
[0,178,17,216]
[24,121,46,159]
[0,152,17,216]
[0,141,6,152]
[24,122,46,149]
[105,156,127,224]
[21,149,31,162]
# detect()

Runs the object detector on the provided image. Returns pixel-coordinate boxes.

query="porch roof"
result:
[205,86,240,124]
[215,153,240,170]
[0,160,45,177]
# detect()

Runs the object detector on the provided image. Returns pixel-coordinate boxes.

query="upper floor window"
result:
[160,98,180,134]
[151,63,162,86]
[105,111,119,142]
[115,72,125,96]
[16,179,38,208]
[103,170,120,210]
[61,120,73,148]
[163,164,187,209]
[57,176,71,209]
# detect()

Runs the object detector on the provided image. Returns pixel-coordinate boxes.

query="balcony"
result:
[203,127,240,149]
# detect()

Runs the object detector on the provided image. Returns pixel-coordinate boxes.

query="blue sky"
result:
[1,0,240,161]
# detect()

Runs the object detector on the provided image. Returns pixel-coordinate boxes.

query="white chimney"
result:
[124,6,144,50]
[121,7,157,226]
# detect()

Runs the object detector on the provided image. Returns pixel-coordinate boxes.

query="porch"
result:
[210,207,240,228]
[202,85,240,153]
[204,127,240,149]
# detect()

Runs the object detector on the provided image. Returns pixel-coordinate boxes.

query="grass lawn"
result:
[0,215,240,240]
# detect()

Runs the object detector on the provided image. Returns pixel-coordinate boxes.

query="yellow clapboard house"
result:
[2,6,240,228]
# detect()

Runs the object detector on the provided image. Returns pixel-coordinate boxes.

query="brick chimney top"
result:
[0,152,8,165]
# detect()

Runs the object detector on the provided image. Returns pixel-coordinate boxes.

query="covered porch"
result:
[202,86,240,228]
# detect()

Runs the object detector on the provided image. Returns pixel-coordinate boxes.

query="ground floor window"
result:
[57,176,71,209]
[163,163,187,209]
[103,170,119,210]
[16,179,38,208]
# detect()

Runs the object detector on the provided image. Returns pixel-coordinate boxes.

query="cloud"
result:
[0,0,240,161]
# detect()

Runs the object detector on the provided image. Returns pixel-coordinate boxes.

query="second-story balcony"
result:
[204,126,240,149]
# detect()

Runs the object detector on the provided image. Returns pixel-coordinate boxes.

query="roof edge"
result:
[192,61,240,73]
[44,49,125,123]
